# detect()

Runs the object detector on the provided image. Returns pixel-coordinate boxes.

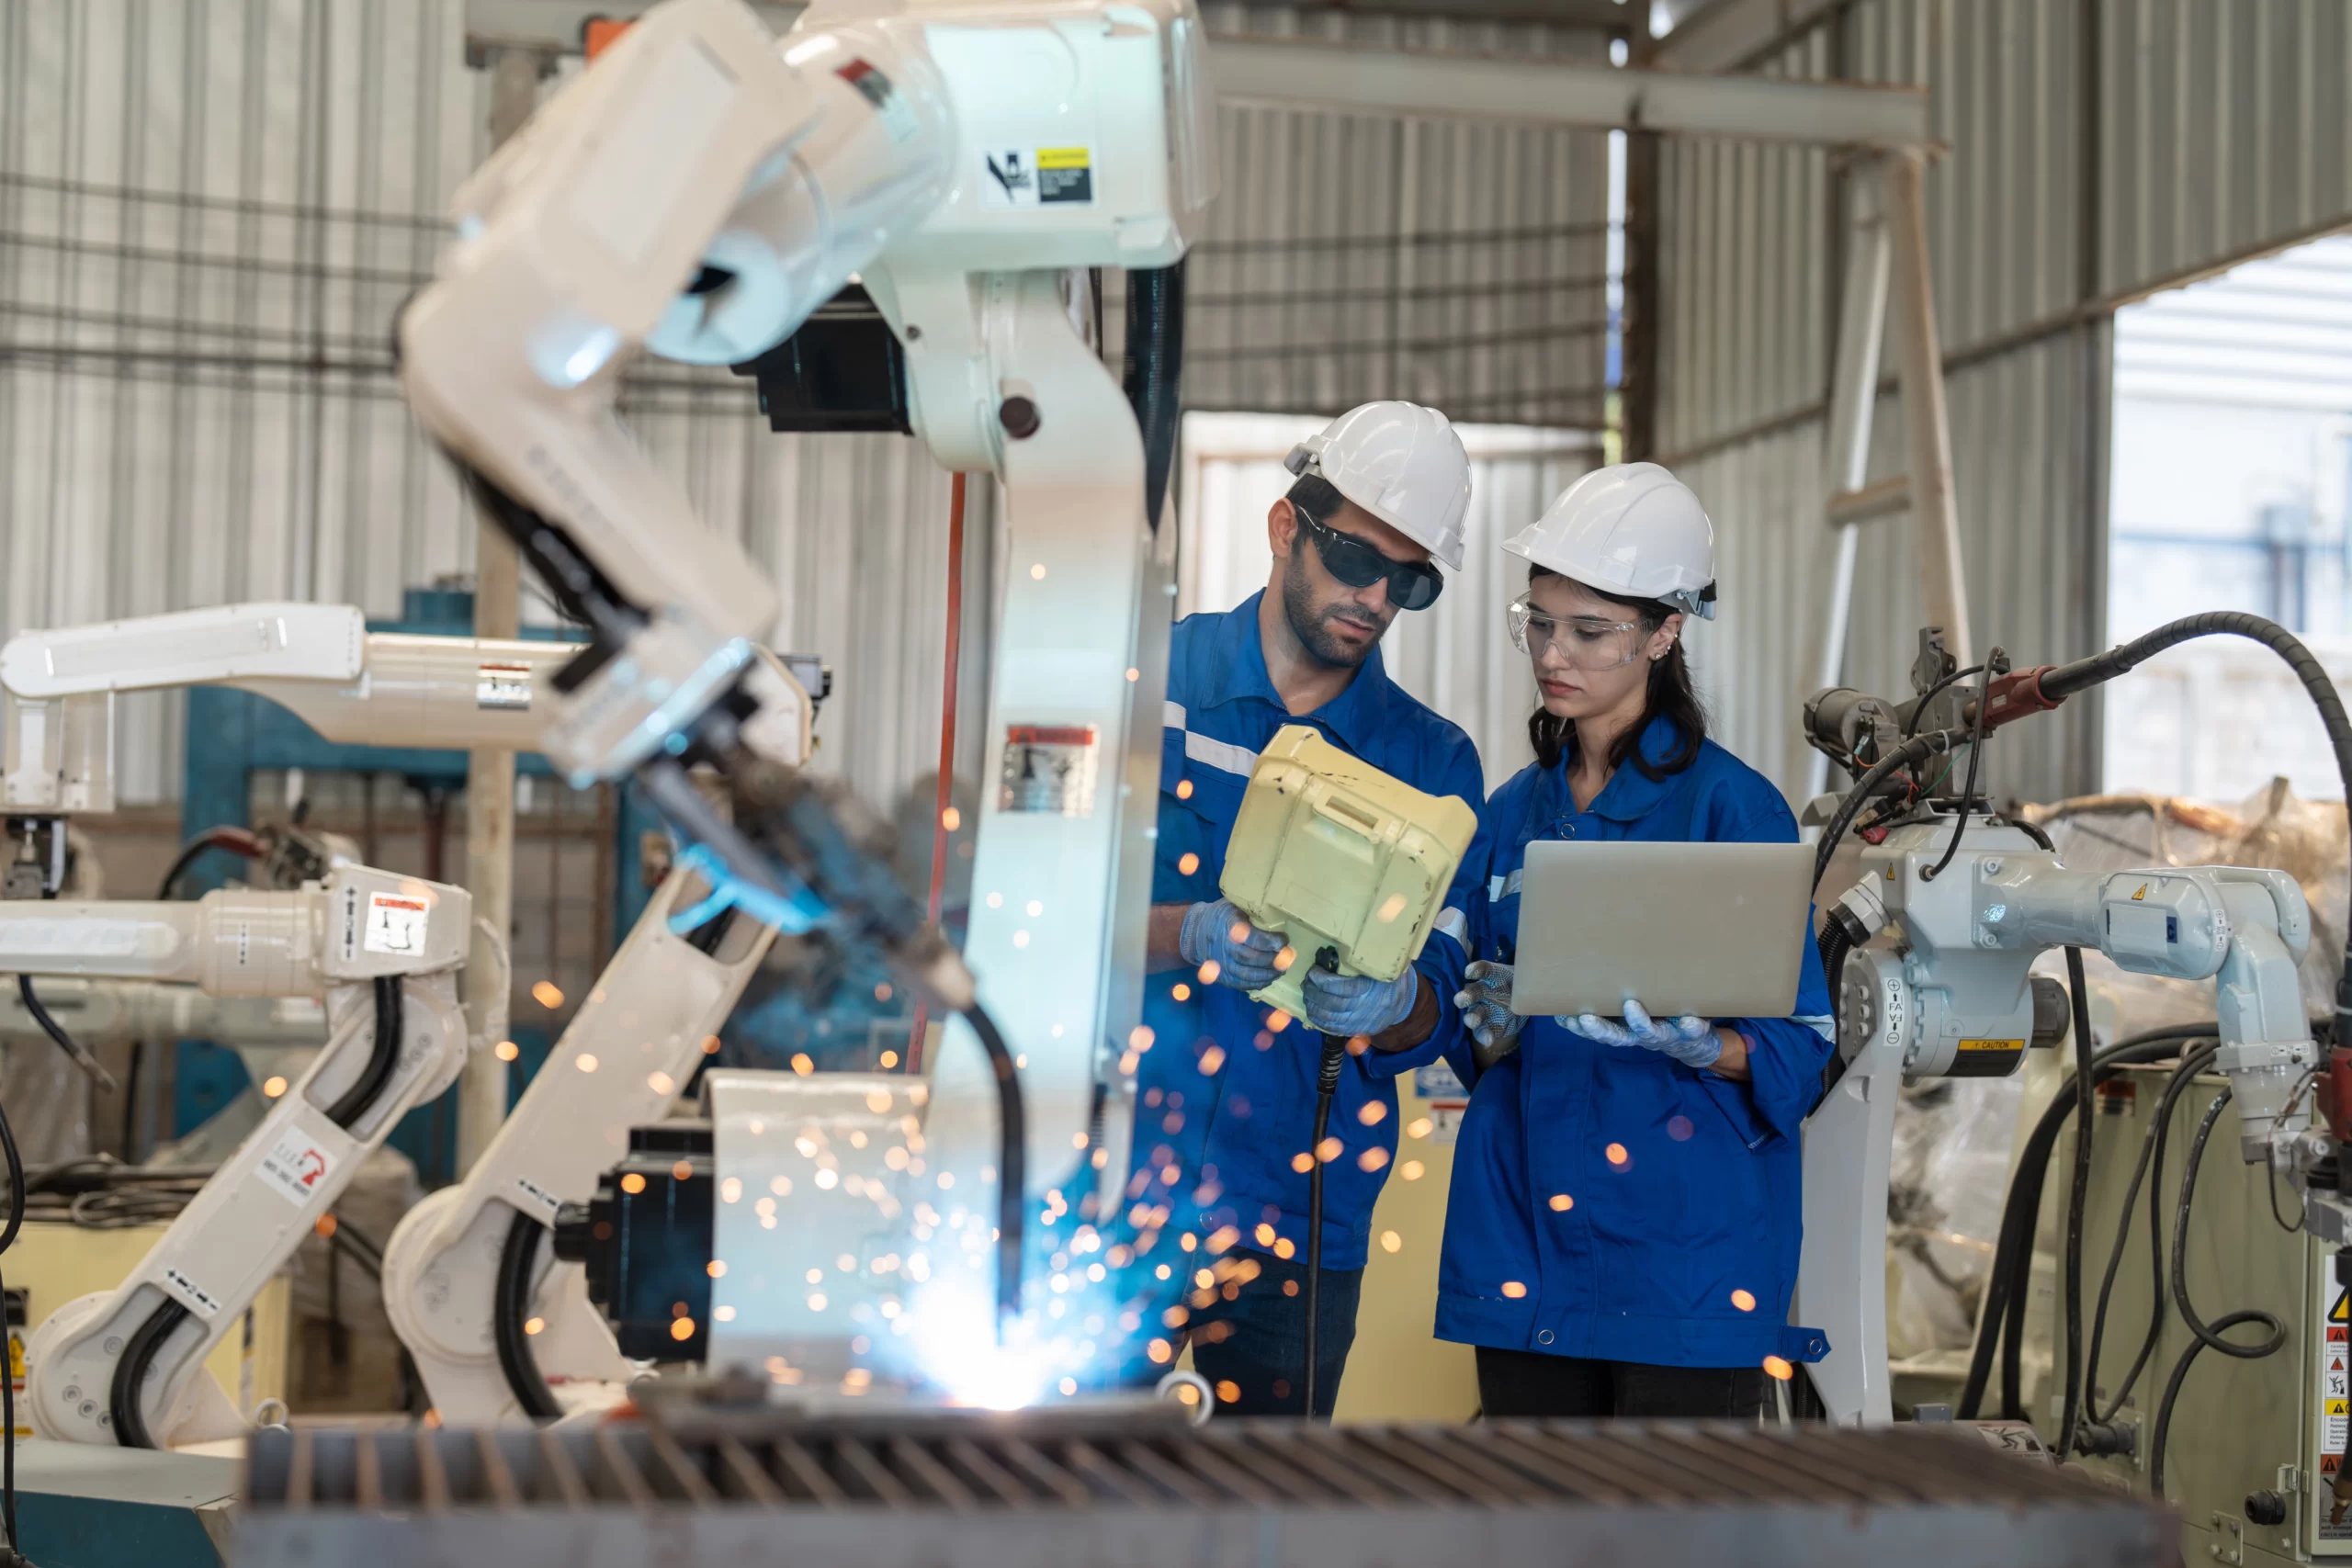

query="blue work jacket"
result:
[1422,716,1835,1368]
[1131,592,1487,1272]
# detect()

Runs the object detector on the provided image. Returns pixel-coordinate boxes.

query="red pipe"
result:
[907,471,967,1072]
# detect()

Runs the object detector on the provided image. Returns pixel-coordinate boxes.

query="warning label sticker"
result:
[1414,1059,1470,1145]
[1000,725,1100,818]
[514,1174,561,1217]
[363,891,430,956]
[475,661,532,710]
[979,146,1096,209]
[2322,1281,2352,1539]
[254,1135,334,1208]
[163,1266,222,1319]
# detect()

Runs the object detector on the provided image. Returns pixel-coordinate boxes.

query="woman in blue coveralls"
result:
[1436,462,1837,1418]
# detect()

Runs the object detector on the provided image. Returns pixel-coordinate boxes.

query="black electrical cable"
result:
[2081,1042,2221,1427]
[958,1002,1027,1328]
[0,1075,26,1561]
[17,976,116,1090]
[1956,1026,2220,1420]
[322,976,403,1131]
[2052,945,2095,1461]
[1120,259,1187,534]
[1812,728,1967,896]
[154,826,257,900]
[2149,1087,2288,1493]
[494,1209,564,1421]
[2034,611,2352,1036]
[115,977,405,1447]
[1302,1032,1347,1419]
[1919,658,1999,885]
[1902,661,1985,739]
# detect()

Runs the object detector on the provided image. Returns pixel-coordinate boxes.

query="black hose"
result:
[958,1003,1026,1329]
[323,976,403,1132]
[108,1300,186,1450]
[1812,728,1966,895]
[0,1080,24,1555]
[2149,1087,2287,1493]
[1956,1027,2220,1419]
[2081,1043,2221,1427]
[116,976,405,1449]
[1902,661,1985,738]
[494,1209,564,1421]
[1302,1033,1347,1419]
[2035,611,2352,1038]
[1121,260,1186,534]
[154,827,254,900]
[2053,945,2095,1461]
[18,975,116,1089]
[1919,658,1998,885]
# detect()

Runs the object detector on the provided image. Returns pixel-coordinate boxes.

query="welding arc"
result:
[115,977,406,1448]
[960,1002,1027,1328]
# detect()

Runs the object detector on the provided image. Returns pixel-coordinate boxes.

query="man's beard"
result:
[1281,553,1390,670]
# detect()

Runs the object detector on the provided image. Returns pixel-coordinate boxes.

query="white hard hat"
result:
[1283,401,1471,571]
[1503,462,1717,620]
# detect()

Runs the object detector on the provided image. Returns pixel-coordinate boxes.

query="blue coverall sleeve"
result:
[1709,788,1837,1141]
[1363,739,1491,1080]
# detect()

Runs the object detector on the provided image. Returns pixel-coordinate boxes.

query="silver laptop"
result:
[1509,840,1815,1021]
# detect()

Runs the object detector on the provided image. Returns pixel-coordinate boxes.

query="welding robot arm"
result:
[16,868,472,1449]
[1798,831,2320,1428]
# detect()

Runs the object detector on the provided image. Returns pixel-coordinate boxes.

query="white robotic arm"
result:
[1798,820,2321,1427]
[21,868,471,1449]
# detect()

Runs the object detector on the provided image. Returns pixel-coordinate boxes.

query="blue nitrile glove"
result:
[1299,965,1419,1037]
[1453,961,1523,1067]
[1571,998,1722,1069]
[1179,898,1287,991]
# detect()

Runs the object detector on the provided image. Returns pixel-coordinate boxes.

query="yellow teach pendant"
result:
[1217,725,1477,1022]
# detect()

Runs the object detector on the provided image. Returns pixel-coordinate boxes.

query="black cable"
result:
[1302,1033,1347,1419]
[1956,1027,2219,1420]
[116,976,405,1448]
[957,1003,1026,1328]
[154,827,254,900]
[17,976,116,1090]
[1812,728,1966,895]
[2036,610,2352,1038]
[2081,1042,2218,1427]
[494,1209,564,1421]
[323,976,403,1131]
[1919,659,1999,885]
[1120,259,1187,534]
[2052,945,2095,1461]
[2149,1087,2288,1494]
[1901,662,1985,738]
[0,1080,25,1558]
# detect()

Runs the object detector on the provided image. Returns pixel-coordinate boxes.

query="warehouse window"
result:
[2102,235,2352,801]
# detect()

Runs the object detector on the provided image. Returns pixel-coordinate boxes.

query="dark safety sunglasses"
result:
[1294,505,1445,612]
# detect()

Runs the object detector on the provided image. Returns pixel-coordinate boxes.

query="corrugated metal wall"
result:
[1651,0,2352,807]
[1188,4,1611,428]
[0,0,1607,814]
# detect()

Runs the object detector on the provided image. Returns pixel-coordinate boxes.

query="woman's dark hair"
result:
[1526,564,1707,780]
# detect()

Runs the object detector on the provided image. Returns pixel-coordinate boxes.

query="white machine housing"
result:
[395,0,1210,1394]
[21,867,472,1449]
[1800,818,2320,1427]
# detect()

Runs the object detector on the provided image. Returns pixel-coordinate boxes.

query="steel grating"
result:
[236,1407,2171,1567]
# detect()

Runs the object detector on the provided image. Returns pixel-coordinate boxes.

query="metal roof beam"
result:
[1210,36,1928,148]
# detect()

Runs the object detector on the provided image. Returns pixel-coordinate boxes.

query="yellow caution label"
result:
[1957,1038,2026,1053]
[2132,883,2149,901]
[2334,1292,2349,1325]
[6,1334,18,1380]
[2329,1397,2348,1417]
[1037,146,1091,170]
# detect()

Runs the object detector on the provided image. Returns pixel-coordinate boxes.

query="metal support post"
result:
[458,45,548,1174]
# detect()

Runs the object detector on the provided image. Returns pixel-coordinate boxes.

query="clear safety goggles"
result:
[1507,595,1645,670]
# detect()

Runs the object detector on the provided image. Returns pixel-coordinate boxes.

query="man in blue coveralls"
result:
[1131,401,1487,1416]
